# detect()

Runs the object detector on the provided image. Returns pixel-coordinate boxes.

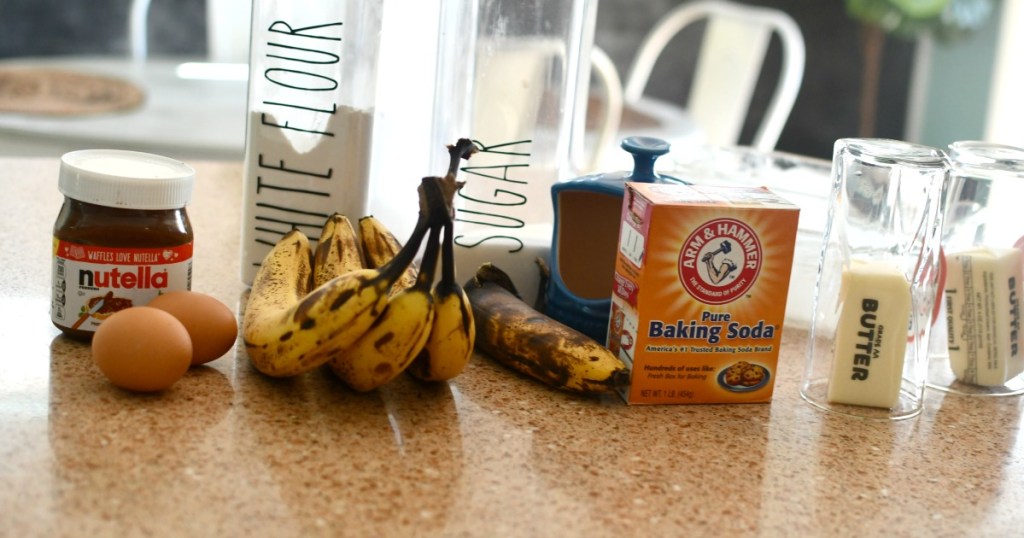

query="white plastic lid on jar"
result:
[59,149,195,209]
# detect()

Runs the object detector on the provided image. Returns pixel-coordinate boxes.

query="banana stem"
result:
[427,138,474,224]
[380,172,452,286]
[440,220,456,286]
[421,177,448,227]
[417,224,442,289]
[384,139,471,290]
[379,213,429,285]
[470,262,522,299]
[447,138,475,177]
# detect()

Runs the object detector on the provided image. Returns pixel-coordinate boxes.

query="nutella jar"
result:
[51,150,195,340]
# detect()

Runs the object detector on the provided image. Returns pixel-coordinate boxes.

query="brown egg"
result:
[92,307,192,392]
[147,290,238,365]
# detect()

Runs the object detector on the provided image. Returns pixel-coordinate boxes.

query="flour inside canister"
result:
[240,106,375,283]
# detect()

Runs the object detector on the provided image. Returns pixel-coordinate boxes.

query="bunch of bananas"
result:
[241,140,477,391]
[243,138,629,397]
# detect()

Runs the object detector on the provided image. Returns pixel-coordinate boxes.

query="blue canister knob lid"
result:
[622,136,671,183]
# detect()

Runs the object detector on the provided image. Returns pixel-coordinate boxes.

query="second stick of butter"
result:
[944,247,1024,386]
[828,260,911,409]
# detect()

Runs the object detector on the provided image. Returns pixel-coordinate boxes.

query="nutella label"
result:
[51,238,192,333]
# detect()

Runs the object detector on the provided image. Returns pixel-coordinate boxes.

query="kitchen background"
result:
[0,0,1014,160]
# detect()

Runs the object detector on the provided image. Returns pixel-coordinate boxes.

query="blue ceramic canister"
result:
[544,136,683,343]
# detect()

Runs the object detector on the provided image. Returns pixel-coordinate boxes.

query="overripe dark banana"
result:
[465,263,629,394]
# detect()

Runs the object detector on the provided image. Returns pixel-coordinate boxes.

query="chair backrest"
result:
[574,46,624,173]
[623,0,804,151]
[128,0,152,62]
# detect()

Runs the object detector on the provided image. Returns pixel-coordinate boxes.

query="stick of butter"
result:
[827,260,911,409]
[944,246,1024,386]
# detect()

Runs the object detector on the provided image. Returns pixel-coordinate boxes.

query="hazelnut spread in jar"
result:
[51,150,195,340]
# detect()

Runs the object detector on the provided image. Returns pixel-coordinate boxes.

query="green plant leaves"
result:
[844,0,993,42]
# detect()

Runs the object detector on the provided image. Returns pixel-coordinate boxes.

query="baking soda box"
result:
[608,183,799,404]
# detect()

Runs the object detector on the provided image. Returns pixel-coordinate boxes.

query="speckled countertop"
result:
[3,158,1023,537]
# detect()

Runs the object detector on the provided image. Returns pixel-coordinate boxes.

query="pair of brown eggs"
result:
[91,291,238,392]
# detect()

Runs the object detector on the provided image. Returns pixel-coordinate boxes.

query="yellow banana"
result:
[243,217,431,378]
[464,263,629,394]
[408,221,475,382]
[243,142,473,382]
[359,215,418,296]
[241,229,313,364]
[313,213,364,287]
[329,224,442,391]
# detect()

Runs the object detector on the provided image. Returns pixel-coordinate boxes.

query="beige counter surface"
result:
[2,158,1022,537]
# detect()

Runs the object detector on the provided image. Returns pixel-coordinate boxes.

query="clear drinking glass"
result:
[928,141,1024,396]
[239,0,384,284]
[432,0,598,302]
[801,138,949,420]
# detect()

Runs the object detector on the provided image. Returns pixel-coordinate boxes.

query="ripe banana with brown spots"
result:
[241,229,313,372]
[465,263,629,394]
[242,140,473,382]
[408,220,475,382]
[328,224,441,391]
[360,215,418,296]
[313,213,364,287]
[242,213,431,378]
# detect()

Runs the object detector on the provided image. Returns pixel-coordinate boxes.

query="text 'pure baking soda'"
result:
[608,183,799,404]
